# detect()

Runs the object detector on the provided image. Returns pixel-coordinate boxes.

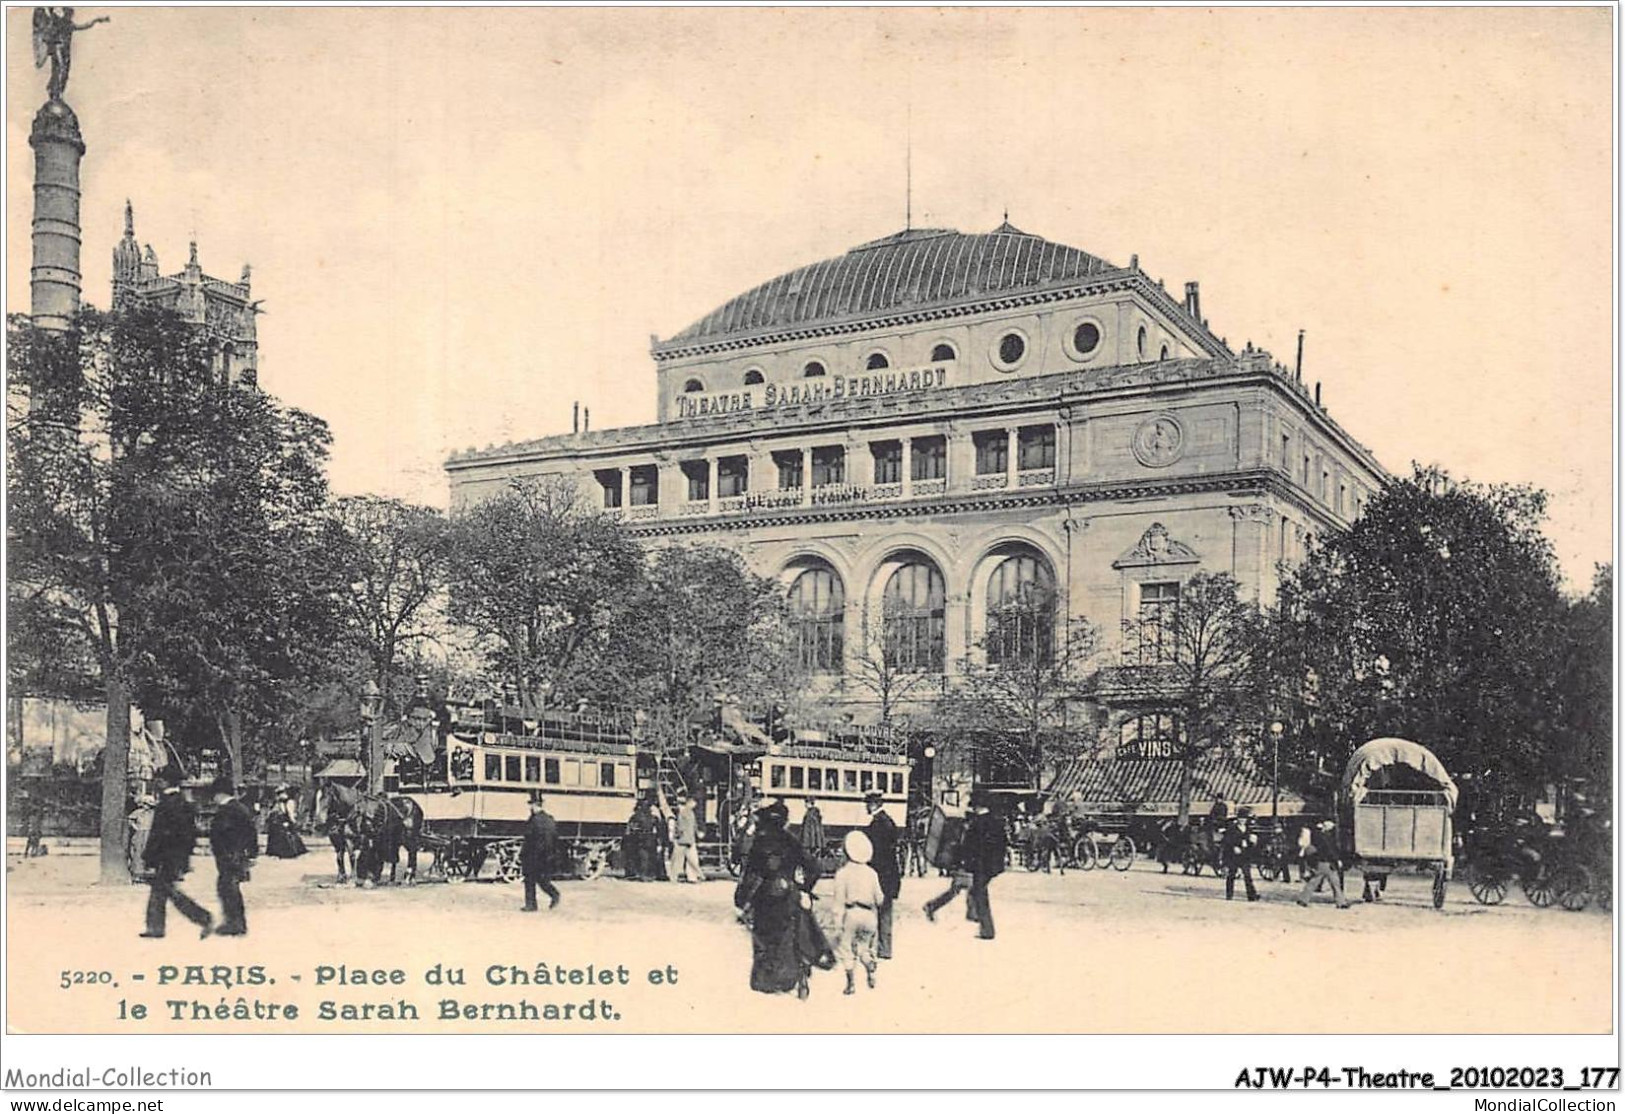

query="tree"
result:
[843,595,947,726]
[325,495,450,790]
[445,477,643,709]
[1118,571,1268,823]
[933,587,1101,792]
[1274,465,1568,800]
[8,307,337,879]
[1551,563,1612,812]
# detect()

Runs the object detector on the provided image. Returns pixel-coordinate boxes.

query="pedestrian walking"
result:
[733,800,814,998]
[668,794,703,884]
[23,793,46,857]
[624,796,659,881]
[798,797,826,891]
[1296,818,1351,909]
[923,791,1006,940]
[208,777,257,936]
[1222,806,1260,902]
[521,793,561,911]
[831,830,884,995]
[140,769,213,939]
[862,789,901,959]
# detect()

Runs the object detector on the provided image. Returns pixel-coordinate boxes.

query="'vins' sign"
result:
[675,363,952,420]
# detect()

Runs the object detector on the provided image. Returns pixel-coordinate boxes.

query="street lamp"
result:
[1269,721,1284,823]
[361,678,383,794]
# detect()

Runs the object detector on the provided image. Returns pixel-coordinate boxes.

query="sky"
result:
[6,6,1614,589]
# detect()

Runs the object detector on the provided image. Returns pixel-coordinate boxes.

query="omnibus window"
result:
[601,762,616,787]
[524,756,541,782]
[563,760,580,787]
[617,763,631,790]
[843,770,857,793]
[544,758,560,784]
[891,772,904,795]
[808,768,822,791]
[584,762,600,788]
[770,764,785,790]
[790,767,804,790]
[827,768,839,791]
[504,755,521,782]
[484,754,501,781]
[860,770,874,792]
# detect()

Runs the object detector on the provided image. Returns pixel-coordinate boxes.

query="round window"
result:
[1073,322,1101,356]
[998,332,1026,366]
[803,361,826,378]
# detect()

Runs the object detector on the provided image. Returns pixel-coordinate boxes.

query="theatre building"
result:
[445,223,1385,804]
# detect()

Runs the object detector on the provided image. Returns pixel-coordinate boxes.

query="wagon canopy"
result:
[1340,738,1458,809]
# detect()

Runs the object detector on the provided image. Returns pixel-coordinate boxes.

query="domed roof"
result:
[665,223,1119,347]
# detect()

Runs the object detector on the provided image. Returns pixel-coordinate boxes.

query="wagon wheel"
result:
[1431,867,1448,909]
[492,839,524,883]
[1468,871,1508,906]
[1111,836,1136,872]
[1074,837,1099,871]
[1522,871,1556,908]
[1555,864,1592,912]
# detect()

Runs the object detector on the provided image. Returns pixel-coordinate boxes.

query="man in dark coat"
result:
[521,794,561,911]
[208,776,258,936]
[624,797,658,881]
[797,798,826,892]
[141,770,212,939]
[1296,818,1350,908]
[1221,806,1260,902]
[923,791,1006,940]
[862,789,901,959]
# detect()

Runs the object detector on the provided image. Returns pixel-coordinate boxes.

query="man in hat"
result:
[923,790,1005,940]
[1221,806,1261,902]
[208,776,257,936]
[862,788,901,959]
[1297,818,1350,909]
[521,794,561,911]
[830,830,885,994]
[140,769,212,939]
[668,792,702,884]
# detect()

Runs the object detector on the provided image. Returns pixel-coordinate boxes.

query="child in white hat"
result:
[831,829,885,994]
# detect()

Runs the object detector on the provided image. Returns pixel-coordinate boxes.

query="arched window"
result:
[931,343,957,362]
[803,361,826,378]
[743,369,764,386]
[789,567,844,673]
[986,554,1055,665]
[883,561,946,673]
[866,352,889,370]
[1159,344,1169,360]
[683,378,705,393]
[1136,326,1148,360]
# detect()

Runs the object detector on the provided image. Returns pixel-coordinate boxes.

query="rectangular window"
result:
[774,450,804,490]
[1302,453,1311,486]
[601,762,617,787]
[1338,483,1347,515]
[682,460,709,502]
[826,768,839,791]
[563,759,580,787]
[808,768,823,791]
[860,770,875,792]
[1139,581,1180,664]
[769,764,786,790]
[484,754,502,781]
[811,446,844,487]
[843,769,858,793]
[1321,469,1330,501]
[504,755,521,782]
[1017,425,1056,470]
[1281,433,1290,470]
[790,766,805,790]
[871,440,902,485]
[717,455,748,497]
[891,772,904,795]
[974,430,1008,475]
[911,435,947,481]
[545,758,560,784]
[583,762,599,788]
[595,469,623,509]
[617,762,631,789]
[629,464,659,506]
[524,756,541,783]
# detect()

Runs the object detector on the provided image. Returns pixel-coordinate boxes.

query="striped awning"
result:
[1045,755,1311,816]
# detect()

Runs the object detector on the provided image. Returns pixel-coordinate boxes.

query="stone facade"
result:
[445,224,1386,734]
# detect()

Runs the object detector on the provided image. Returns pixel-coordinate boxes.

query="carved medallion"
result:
[1132,414,1184,468]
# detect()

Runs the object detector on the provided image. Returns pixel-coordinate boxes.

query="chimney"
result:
[1295,329,1305,379]
[572,401,580,434]
[583,407,591,432]
[1314,381,1322,406]
[1184,281,1201,322]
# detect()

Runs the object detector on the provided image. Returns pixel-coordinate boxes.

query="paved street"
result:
[6,848,1610,1034]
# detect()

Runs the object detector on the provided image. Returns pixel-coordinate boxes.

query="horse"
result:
[346,790,425,886]
[318,781,362,883]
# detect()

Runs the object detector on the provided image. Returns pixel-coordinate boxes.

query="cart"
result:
[1340,738,1458,910]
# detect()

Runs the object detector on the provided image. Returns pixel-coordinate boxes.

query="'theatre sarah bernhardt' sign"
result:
[674,363,952,420]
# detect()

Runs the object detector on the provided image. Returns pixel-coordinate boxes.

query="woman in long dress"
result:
[734,801,816,997]
[265,788,308,859]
